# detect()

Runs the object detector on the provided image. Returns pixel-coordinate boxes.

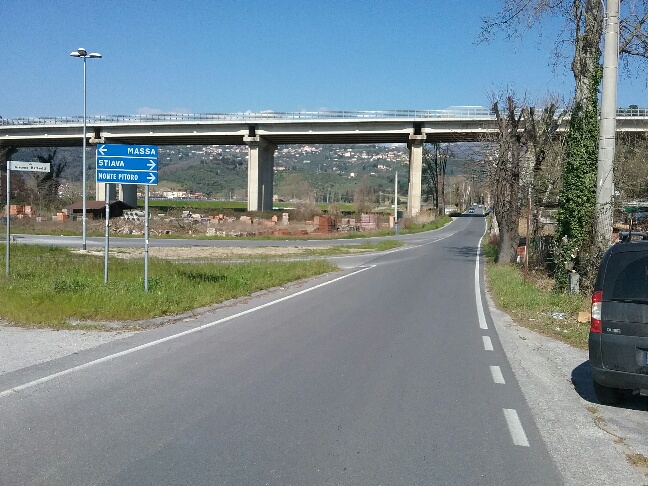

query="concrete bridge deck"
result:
[2,108,647,215]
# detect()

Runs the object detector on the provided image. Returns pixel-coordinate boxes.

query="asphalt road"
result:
[0,215,563,484]
[10,233,390,248]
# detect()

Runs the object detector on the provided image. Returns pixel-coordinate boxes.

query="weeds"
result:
[486,263,590,348]
[0,243,336,327]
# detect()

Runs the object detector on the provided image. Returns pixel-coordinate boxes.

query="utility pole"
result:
[394,171,399,236]
[596,0,619,250]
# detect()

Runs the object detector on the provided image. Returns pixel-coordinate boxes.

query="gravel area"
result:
[0,323,137,375]
[488,294,648,484]
[75,245,342,259]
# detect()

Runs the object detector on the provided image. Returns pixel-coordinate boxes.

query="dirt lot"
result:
[77,245,339,260]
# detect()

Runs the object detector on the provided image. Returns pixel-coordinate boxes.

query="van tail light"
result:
[591,290,603,333]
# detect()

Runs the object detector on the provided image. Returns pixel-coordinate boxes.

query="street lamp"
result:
[70,47,102,250]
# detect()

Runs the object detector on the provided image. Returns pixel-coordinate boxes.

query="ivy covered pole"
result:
[553,0,604,292]
[596,0,619,250]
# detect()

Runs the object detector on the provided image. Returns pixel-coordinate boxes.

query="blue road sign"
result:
[97,157,157,172]
[95,144,158,185]
[96,170,158,185]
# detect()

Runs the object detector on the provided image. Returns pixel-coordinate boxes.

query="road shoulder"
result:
[488,292,648,484]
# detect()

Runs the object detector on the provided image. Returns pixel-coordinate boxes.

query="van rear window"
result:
[604,252,648,301]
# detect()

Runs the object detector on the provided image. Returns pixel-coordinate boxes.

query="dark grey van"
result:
[589,233,648,405]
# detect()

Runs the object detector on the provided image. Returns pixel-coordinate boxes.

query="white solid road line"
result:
[490,365,506,384]
[476,220,488,330]
[473,219,531,448]
[482,335,493,351]
[503,408,531,447]
[0,265,376,399]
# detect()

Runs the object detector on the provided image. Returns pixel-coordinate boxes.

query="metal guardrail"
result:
[0,108,497,126]
[1,107,646,127]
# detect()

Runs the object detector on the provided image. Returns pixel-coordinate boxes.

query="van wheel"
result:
[593,380,622,405]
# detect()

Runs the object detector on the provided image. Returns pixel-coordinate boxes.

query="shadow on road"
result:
[447,245,479,260]
[571,360,648,410]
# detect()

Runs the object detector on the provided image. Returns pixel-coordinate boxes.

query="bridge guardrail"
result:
[0,108,497,126]
[1,107,646,127]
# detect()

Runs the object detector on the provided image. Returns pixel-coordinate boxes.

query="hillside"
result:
[13,143,482,203]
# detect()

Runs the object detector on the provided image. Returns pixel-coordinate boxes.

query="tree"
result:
[422,146,438,205]
[353,176,375,216]
[276,172,313,202]
[1,146,18,202]
[524,102,566,238]
[615,133,648,202]
[0,146,31,206]
[31,150,67,211]
[488,96,565,264]
[422,143,449,215]
[481,1,648,88]
[491,96,527,264]
[482,0,648,290]
[554,69,602,289]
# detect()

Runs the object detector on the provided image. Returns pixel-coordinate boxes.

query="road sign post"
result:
[104,183,110,284]
[144,185,150,291]
[5,161,51,276]
[95,144,158,288]
[5,163,8,277]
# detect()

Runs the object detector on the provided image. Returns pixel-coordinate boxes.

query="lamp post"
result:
[70,47,102,250]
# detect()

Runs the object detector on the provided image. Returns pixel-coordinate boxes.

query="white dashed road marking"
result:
[1,265,376,398]
[503,408,530,447]
[482,335,493,351]
[490,365,505,384]
[474,220,531,448]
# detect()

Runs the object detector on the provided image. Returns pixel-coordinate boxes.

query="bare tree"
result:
[482,0,648,289]
[481,1,648,98]
[32,150,67,211]
[1,146,17,197]
[423,143,449,216]
[277,172,313,202]
[615,133,648,203]
[491,96,527,264]
[354,176,375,216]
[422,145,438,206]
[523,102,567,236]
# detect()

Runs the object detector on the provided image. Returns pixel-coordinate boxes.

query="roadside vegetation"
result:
[483,239,590,349]
[0,244,336,328]
[0,239,404,328]
[295,240,403,257]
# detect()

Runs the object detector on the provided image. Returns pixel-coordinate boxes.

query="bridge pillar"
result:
[95,182,117,202]
[119,185,138,207]
[244,136,276,211]
[407,135,426,217]
[96,183,137,206]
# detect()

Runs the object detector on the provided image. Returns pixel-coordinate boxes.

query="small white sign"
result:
[9,161,51,172]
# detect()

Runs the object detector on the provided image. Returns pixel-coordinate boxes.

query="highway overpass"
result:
[2,108,647,215]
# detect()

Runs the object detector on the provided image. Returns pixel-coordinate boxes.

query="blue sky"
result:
[1,0,645,118]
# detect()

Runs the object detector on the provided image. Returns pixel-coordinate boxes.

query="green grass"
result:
[139,199,248,211]
[480,216,590,348]
[486,262,590,348]
[0,244,336,328]
[399,216,452,234]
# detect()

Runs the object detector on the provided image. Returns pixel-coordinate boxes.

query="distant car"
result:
[468,208,475,213]
[589,232,648,404]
